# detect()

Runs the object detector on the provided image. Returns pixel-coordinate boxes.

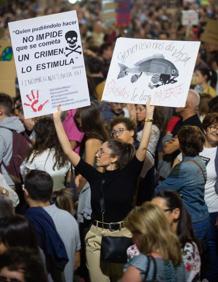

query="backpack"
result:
[1,129,31,184]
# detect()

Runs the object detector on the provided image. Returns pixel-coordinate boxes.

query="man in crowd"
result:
[159,89,202,179]
[23,170,81,282]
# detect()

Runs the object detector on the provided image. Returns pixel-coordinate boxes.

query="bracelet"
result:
[145,118,153,122]
[0,188,8,196]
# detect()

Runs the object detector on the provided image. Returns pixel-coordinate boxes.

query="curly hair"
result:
[202,112,218,131]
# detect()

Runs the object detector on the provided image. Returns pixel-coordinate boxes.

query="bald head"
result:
[186,89,200,113]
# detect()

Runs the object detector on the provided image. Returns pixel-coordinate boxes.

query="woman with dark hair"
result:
[74,103,108,218]
[0,197,14,219]
[73,103,108,281]
[0,215,40,256]
[0,247,48,282]
[53,101,154,281]
[199,94,212,122]
[194,67,217,97]
[156,125,209,243]
[74,103,108,153]
[152,191,201,282]
[110,117,137,147]
[20,117,70,192]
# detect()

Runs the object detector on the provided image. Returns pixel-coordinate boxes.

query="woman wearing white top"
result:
[20,117,70,191]
[201,113,218,282]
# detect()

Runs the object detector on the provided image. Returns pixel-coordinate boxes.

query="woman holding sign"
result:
[53,100,154,282]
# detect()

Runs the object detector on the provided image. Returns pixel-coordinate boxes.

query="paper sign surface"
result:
[9,11,90,118]
[102,38,200,107]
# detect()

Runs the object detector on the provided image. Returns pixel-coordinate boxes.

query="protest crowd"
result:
[0,0,218,281]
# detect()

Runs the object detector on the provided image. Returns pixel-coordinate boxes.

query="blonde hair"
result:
[125,202,182,266]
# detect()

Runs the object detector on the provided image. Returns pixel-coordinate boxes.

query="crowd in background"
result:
[0,0,218,282]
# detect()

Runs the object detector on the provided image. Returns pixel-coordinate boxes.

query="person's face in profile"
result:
[110,103,124,115]
[111,122,134,144]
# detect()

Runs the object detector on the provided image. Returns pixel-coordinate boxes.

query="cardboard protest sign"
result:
[201,19,218,46]
[8,11,90,118]
[0,40,16,97]
[102,38,200,107]
[182,10,199,26]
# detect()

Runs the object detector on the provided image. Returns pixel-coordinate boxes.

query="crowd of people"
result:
[0,0,218,282]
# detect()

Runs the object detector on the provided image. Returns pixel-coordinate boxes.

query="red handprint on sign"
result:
[24,90,49,112]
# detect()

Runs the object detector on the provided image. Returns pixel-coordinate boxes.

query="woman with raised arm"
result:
[53,100,154,282]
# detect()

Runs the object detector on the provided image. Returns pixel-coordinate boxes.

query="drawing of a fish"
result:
[117,54,179,88]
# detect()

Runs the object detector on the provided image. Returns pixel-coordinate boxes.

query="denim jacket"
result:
[156,156,209,223]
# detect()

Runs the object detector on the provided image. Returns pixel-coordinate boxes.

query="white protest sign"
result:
[102,38,200,107]
[182,10,199,26]
[8,11,90,118]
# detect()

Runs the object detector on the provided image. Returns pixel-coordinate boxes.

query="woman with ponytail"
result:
[194,67,217,98]
[53,100,154,282]
[152,191,201,282]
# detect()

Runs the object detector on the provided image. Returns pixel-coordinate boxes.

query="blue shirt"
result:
[124,254,185,282]
[156,156,209,223]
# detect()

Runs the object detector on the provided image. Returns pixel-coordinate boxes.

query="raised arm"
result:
[135,99,154,161]
[53,109,81,167]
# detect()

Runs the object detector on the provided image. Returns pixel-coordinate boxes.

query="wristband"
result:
[145,118,153,122]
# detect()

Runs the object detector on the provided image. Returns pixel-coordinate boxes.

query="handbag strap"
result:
[185,159,207,183]
[143,255,151,281]
[149,256,157,281]
[143,255,157,282]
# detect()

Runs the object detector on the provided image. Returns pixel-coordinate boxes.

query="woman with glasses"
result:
[152,191,201,282]
[53,100,154,282]
[110,117,139,148]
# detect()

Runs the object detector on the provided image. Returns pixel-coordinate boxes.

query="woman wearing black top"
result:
[53,100,154,282]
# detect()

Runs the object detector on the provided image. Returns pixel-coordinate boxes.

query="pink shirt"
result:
[63,109,84,154]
